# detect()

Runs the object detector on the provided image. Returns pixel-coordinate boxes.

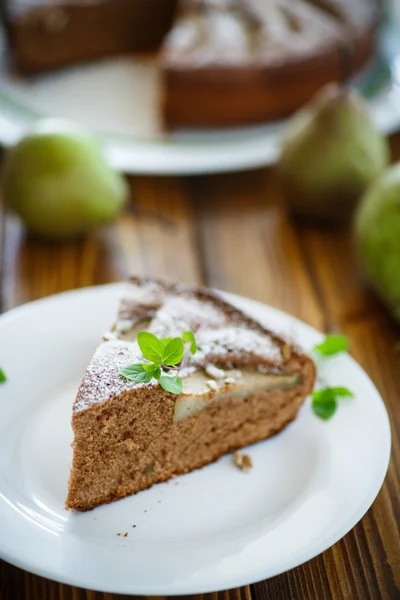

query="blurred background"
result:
[1,0,400,313]
[1,0,400,173]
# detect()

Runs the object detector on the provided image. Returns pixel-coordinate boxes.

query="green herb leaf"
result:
[162,338,185,366]
[313,334,349,356]
[330,386,354,398]
[119,364,152,384]
[152,365,161,380]
[142,363,161,380]
[0,368,6,383]
[161,337,172,347]
[183,331,197,354]
[137,332,164,364]
[159,374,183,394]
[312,388,337,420]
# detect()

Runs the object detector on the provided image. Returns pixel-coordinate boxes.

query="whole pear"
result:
[278,85,389,224]
[354,164,400,320]
[3,121,128,240]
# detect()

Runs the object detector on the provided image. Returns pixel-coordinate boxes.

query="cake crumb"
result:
[233,451,253,472]
[124,438,138,451]
[123,532,128,537]
[117,533,121,536]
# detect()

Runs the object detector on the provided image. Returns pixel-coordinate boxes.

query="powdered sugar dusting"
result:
[194,325,282,363]
[74,278,288,413]
[149,296,229,338]
[144,288,283,363]
[74,340,151,413]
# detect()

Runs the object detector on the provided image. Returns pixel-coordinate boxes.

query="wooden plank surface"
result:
[0,140,399,599]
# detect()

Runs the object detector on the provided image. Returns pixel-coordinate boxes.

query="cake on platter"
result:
[0,0,382,127]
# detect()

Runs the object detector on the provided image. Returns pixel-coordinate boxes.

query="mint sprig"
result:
[137,332,165,363]
[311,386,354,420]
[119,364,153,384]
[313,334,349,356]
[182,331,197,354]
[159,374,183,394]
[119,331,197,394]
[311,333,354,420]
[162,338,185,366]
[0,368,6,384]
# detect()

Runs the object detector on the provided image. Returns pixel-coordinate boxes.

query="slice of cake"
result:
[161,0,381,126]
[66,277,316,511]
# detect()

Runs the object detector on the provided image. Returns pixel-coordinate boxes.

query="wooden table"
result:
[1,135,399,600]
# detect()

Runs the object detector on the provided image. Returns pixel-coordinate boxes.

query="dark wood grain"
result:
[186,170,324,329]
[1,139,400,599]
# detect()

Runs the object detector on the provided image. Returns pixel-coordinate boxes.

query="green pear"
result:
[278,85,389,224]
[354,164,400,320]
[3,121,128,240]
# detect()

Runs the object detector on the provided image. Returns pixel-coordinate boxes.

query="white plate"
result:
[0,284,391,595]
[1,8,400,175]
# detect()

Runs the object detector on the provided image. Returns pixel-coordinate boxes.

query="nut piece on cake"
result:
[66,276,316,511]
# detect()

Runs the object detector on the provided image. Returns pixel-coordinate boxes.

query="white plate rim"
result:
[0,283,392,595]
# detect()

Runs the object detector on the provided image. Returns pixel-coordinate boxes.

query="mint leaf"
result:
[159,374,183,394]
[183,331,197,354]
[0,368,6,383]
[330,386,354,398]
[119,364,152,384]
[137,332,164,363]
[314,334,349,356]
[120,364,146,376]
[162,338,184,366]
[311,386,354,420]
[312,388,337,420]
[142,364,161,380]
[120,329,197,394]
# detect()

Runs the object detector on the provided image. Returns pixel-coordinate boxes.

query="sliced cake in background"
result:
[66,277,316,511]
[0,0,381,125]
[0,0,178,73]
[161,0,381,126]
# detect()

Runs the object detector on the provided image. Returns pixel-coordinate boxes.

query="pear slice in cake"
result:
[66,277,316,511]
